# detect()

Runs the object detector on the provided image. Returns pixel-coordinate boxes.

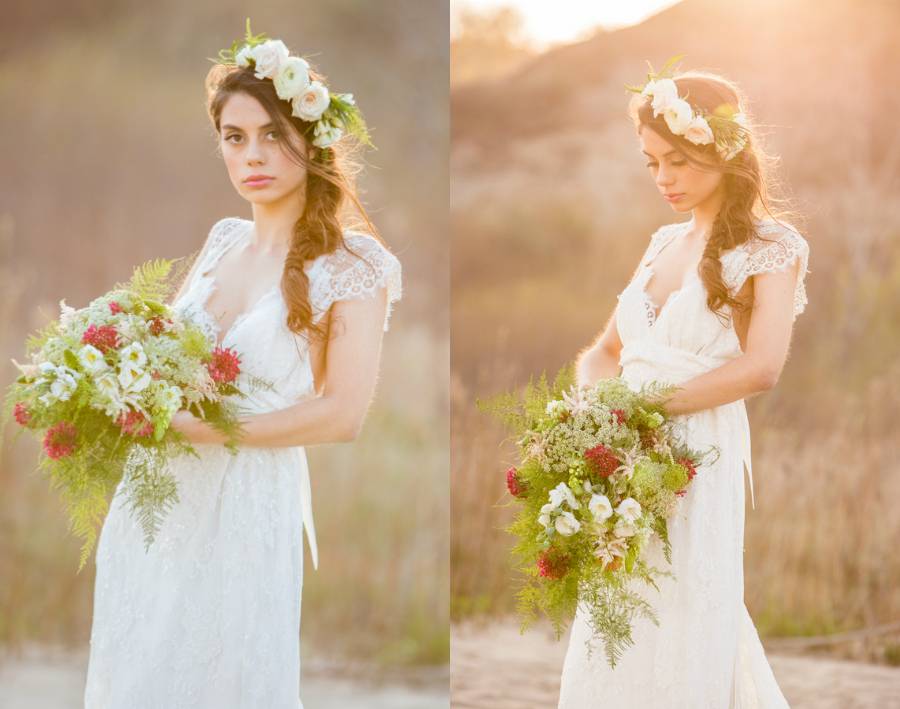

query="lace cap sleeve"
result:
[729,221,811,319]
[311,231,403,332]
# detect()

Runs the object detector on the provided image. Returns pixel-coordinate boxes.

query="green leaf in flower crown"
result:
[209,17,270,66]
[327,93,374,149]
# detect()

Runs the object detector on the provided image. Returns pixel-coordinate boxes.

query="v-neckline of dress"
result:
[639,221,702,329]
[200,221,281,350]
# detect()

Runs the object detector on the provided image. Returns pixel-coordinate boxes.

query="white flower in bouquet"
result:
[156,384,183,416]
[250,39,290,80]
[538,502,555,529]
[78,344,109,374]
[615,497,642,524]
[58,299,78,329]
[117,362,150,392]
[589,493,613,522]
[613,520,638,538]
[549,482,579,511]
[120,342,147,368]
[273,56,310,101]
[50,370,79,402]
[292,81,330,121]
[546,399,567,417]
[562,387,590,416]
[594,534,628,568]
[555,511,581,537]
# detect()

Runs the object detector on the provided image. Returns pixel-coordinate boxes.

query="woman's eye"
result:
[225,134,241,143]
[267,130,280,140]
[671,160,687,167]
[645,162,658,168]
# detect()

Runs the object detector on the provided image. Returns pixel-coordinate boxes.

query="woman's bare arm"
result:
[658,259,801,416]
[172,288,389,447]
[575,310,623,387]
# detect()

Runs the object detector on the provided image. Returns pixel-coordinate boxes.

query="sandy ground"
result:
[451,620,900,709]
[0,647,449,709]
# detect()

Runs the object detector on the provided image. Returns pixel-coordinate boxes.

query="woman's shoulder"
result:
[746,218,809,257]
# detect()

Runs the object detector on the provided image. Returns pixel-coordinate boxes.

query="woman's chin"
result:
[667,200,693,213]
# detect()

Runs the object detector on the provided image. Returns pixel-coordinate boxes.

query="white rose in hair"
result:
[555,511,581,537]
[662,97,694,135]
[273,56,311,101]
[250,40,290,80]
[312,122,343,148]
[235,45,253,68]
[643,78,679,116]
[292,80,330,121]
[683,115,714,145]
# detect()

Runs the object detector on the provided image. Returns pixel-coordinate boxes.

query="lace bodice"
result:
[173,216,402,412]
[616,218,810,358]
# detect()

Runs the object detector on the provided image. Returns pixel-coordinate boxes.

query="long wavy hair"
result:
[205,61,382,343]
[629,70,795,319]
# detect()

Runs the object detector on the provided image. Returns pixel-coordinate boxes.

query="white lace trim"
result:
[308,231,403,332]
[724,221,811,319]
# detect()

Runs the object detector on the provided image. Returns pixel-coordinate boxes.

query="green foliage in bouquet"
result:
[479,365,716,667]
[1,256,273,572]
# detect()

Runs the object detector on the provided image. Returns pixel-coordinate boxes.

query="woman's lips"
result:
[244,176,274,188]
[664,193,685,203]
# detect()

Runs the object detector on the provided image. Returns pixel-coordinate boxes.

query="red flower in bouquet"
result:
[108,301,123,314]
[537,549,569,580]
[674,457,698,497]
[506,466,528,498]
[116,410,154,438]
[611,408,627,425]
[584,443,619,479]
[148,316,170,336]
[43,421,78,460]
[13,402,32,426]
[81,324,120,353]
[207,346,242,384]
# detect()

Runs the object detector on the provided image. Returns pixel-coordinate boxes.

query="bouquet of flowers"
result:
[2,259,269,571]
[481,366,716,667]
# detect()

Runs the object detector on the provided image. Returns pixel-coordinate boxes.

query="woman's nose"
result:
[246,139,265,164]
[656,167,674,187]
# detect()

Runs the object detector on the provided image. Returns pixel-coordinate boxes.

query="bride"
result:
[557,69,809,707]
[83,28,401,707]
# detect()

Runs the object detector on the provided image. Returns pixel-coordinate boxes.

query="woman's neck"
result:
[689,186,725,240]
[249,191,306,254]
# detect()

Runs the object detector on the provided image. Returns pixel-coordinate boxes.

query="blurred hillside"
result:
[0,0,449,669]
[451,0,900,659]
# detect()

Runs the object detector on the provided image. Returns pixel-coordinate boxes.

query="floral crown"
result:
[210,19,372,150]
[626,56,749,161]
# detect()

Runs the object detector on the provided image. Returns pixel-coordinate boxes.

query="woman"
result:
[84,28,401,707]
[557,70,808,707]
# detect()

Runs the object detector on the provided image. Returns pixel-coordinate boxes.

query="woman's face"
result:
[218,92,311,205]
[639,126,723,214]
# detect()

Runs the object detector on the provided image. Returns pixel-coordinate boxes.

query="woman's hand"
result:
[168,410,230,446]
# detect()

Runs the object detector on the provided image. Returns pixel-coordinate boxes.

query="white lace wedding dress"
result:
[83,216,402,708]
[557,218,810,708]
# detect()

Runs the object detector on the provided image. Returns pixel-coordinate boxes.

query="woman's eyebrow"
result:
[221,122,276,132]
[641,149,678,158]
